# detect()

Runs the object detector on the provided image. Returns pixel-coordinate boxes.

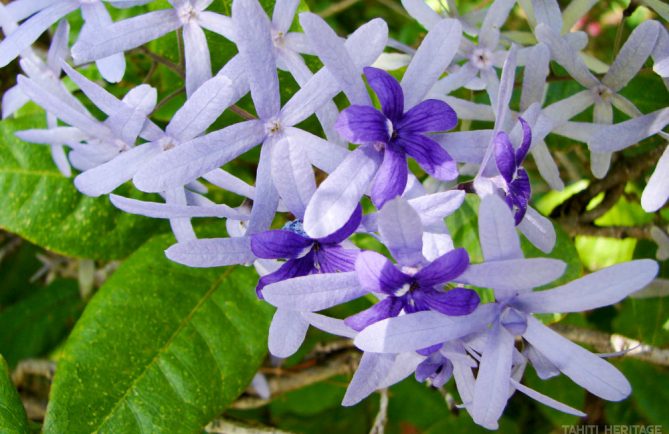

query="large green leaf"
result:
[0,355,29,434]
[43,233,272,433]
[0,117,165,260]
[0,280,83,368]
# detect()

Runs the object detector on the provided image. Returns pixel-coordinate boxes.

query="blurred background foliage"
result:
[0,0,668,433]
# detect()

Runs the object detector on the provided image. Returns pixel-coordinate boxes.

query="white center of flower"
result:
[395,283,412,297]
[176,4,198,24]
[471,48,493,70]
[272,29,286,48]
[593,84,613,102]
[265,119,283,136]
[401,265,419,276]
[159,137,177,151]
[114,139,130,152]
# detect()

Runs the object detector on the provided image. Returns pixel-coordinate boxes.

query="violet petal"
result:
[251,229,313,259]
[335,105,390,144]
[364,66,404,123]
[399,133,458,181]
[370,142,408,208]
[396,99,457,133]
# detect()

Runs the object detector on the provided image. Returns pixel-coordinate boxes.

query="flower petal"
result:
[257,253,315,295]
[233,0,280,120]
[400,0,441,29]
[110,194,249,220]
[303,145,382,239]
[0,1,76,68]
[353,304,498,353]
[301,13,370,106]
[602,20,660,92]
[422,287,480,316]
[335,105,389,144]
[642,146,669,212]
[364,66,404,122]
[133,120,265,193]
[342,353,395,406]
[250,230,312,259]
[263,272,366,311]
[415,248,469,287]
[457,258,566,294]
[494,131,516,183]
[72,10,181,63]
[588,108,669,153]
[513,259,658,314]
[517,206,556,254]
[377,196,424,266]
[401,18,462,109]
[271,0,299,33]
[165,236,254,267]
[523,316,631,401]
[355,250,410,294]
[345,297,404,331]
[317,205,362,244]
[271,135,316,219]
[370,143,408,208]
[397,99,457,133]
[478,195,523,261]
[471,322,514,430]
[268,309,310,358]
[511,379,586,417]
[399,133,458,181]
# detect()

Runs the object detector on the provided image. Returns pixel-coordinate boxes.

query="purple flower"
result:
[415,351,453,388]
[355,195,659,429]
[335,67,458,208]
[303,19,462,239]
[250,207,362,297]
[345,248,478,331]
[494,117,532,224]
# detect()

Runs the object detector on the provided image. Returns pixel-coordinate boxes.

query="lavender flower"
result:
[0,0,149,82]
[536,19,664,177]
[303,18,462,239]
[355,195,658,429]
[0,13,73,176]
[588,108,669,212]
[72,0,231,95]
[133,3,388,236]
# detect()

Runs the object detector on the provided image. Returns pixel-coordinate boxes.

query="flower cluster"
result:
[1,0,667,429]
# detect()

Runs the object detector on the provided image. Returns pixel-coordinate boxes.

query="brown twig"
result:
[318,0,360,18]
[229,104,257,120]
[232,349,361,409]
[135,47,185,77]
[553,324,669,367]
[560,223,655,240]
[205,418,296,434]
[550,145,667,241]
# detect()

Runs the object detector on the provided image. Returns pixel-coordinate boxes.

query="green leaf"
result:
[0,355,29,434]
[0,280,83,368]
[608,360,669,428]
[0,116,165,260]
[0,240,43,309]
[43,233,272,433]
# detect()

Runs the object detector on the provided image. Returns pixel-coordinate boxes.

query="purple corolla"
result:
[335,66,458,208]
[250,208,361,296]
